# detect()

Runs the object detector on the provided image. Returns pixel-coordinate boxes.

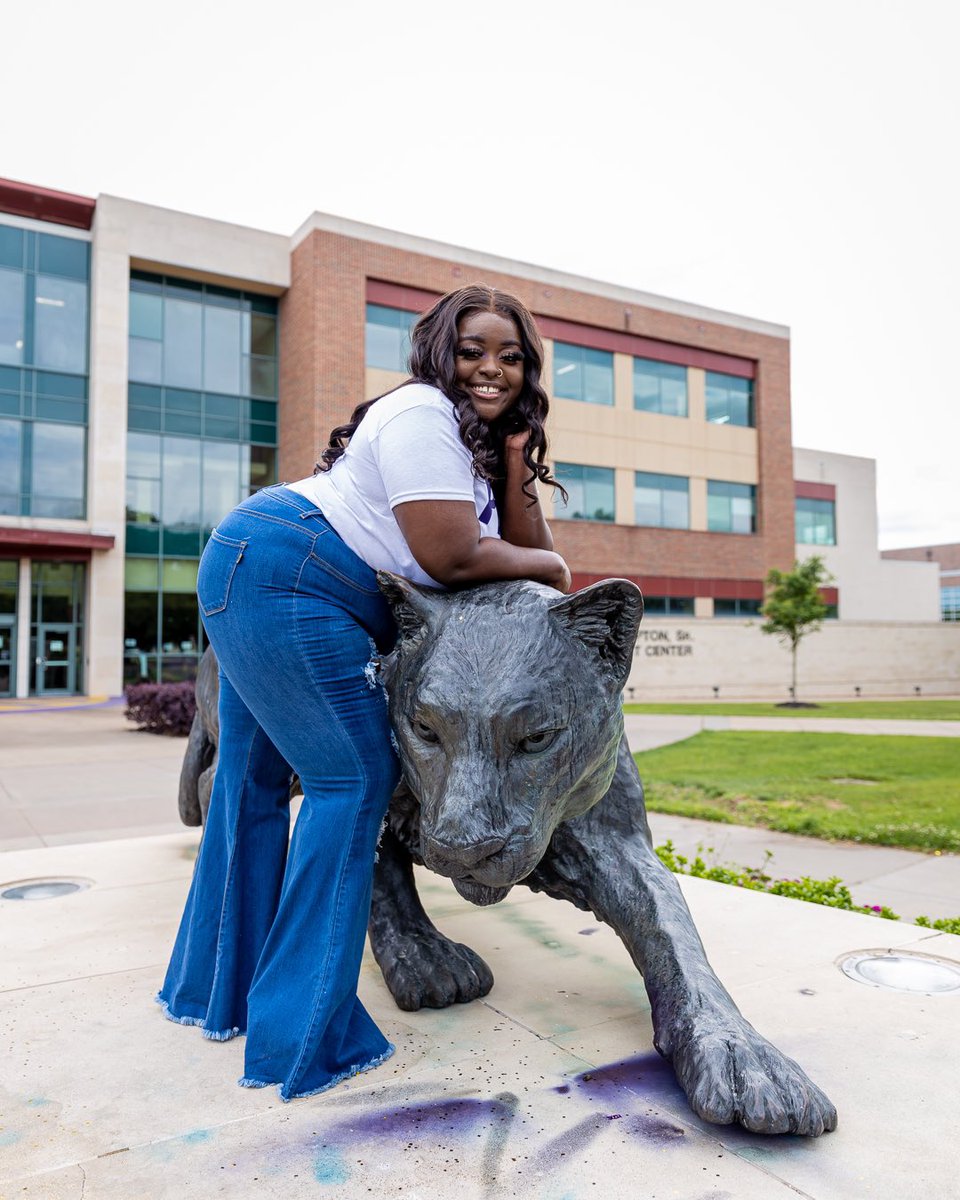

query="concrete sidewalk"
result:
[1,705,958,920]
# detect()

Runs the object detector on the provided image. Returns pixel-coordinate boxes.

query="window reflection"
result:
[552,462,615,522]
[0,268,25,365]
[30,423,85,518]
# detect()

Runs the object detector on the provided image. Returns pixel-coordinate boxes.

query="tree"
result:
[761,556,833,706]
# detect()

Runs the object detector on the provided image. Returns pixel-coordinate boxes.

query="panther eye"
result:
[413,718,440,745]
[518,728,559,754]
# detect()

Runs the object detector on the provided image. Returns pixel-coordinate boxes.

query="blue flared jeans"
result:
[157,485,400,1100]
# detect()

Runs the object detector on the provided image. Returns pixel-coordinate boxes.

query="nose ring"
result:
[495,368,503,377]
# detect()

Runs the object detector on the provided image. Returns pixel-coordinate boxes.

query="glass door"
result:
[35,624,75,694]
[0,618,14,697]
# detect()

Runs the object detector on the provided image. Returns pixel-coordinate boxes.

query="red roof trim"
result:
[536,316,756,378]
[569,573,765,600]
[365,279,756,378]
[0,177,96,231]
[795,480,836,501]
[0,529,114,553]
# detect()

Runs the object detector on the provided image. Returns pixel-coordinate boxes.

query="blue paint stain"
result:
[313,1147,350,1185]
[180,1128,213,1145]
[27,1098,51,1108]
[0,1131,22,1147]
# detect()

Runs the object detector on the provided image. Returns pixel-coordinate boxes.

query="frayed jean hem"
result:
[154,993,244,1042]
[238,1042,396,1102]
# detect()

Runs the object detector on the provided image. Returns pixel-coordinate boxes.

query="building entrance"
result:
[0,616,14,696]
[34,624,76,694]
[30,562,85,696]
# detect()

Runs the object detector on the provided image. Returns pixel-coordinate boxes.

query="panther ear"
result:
[377,571,444,642]
[547,579,643,688]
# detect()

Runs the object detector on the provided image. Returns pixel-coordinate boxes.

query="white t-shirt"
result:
[288,382,500,588]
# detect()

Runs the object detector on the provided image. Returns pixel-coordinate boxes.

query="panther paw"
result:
[382,931,494,1012]
[666,1014,837,1137]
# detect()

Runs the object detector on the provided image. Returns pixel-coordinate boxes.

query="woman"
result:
[157,284,570,1100]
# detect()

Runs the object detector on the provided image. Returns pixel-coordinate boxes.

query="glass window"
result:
[30,422,86,518]
[713,598,762,617]
[37,235,89,281]
[250,313,277,357]
[129,274,278,401]
[707,480,756,534]
[129,289,163,341]
[633,359,687,417]
[203,305,242,394]
[706,372,754,427]
[0,226,24,269]
[941,586,960,622]
[0,268,25,365]
[795,496,836,545]
[163,298,203,388]
[552,463,615,522]
[365,304,417,372]
[0,418,21,514]
[643,596,695,616]
[634,471,689,529]
[246,444,276,494]
[201,440,241,530]
[161,436,202,532]
[34,275,88,374]
[553,343,614,405]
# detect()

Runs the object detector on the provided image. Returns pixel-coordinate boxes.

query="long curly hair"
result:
[317,284,566,505]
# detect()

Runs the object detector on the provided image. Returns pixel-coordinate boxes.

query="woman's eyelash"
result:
[456,348,524,362]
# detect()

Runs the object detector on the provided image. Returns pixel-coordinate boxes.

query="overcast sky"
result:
[5,0,957,548]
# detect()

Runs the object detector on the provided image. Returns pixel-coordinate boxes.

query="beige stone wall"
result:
[793,447,940,622]
[625,617,960,700]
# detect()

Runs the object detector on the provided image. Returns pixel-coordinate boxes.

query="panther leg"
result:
[544,746,837,1137]
[369,824,494,1011]
[177,712,212,826]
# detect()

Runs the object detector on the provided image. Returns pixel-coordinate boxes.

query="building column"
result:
[15,557,30,699]
[85,202,132,696]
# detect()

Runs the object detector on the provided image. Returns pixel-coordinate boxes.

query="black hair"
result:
[317,284,566,505]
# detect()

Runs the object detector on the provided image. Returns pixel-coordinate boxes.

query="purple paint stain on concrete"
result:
[570,1051,685,1105]
[578,927,601,935]
[324,1095,512,1141]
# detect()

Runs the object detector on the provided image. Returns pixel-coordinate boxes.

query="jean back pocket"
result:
[198,530,247,617]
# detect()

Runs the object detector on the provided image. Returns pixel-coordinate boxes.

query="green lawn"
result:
[624,699,960,720]
[633,731,960,852]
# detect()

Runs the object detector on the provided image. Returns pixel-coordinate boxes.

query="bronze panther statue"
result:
[180,575,837,1137]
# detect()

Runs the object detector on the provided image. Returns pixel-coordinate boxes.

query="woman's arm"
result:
[394,499,571,592]
[497,431,555,551]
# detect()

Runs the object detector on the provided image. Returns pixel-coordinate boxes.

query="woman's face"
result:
[454,310,525,423]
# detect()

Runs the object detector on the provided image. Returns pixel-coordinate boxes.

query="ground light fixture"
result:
[1,878,92,900]
[838,949,960,995]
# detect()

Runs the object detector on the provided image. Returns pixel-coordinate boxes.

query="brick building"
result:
[0,179,948,700]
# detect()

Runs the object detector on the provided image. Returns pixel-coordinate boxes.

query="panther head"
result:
[378,575,643,907]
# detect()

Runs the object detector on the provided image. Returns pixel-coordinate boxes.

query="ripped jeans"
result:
[157,485,400,1100]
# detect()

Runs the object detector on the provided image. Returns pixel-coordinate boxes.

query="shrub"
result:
[655,840,904,922]
[916,915,960,935]
[124,681,196,736]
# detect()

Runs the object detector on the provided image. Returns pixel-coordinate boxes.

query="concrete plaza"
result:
[1,703,959,1198]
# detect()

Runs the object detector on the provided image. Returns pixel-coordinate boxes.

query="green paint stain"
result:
[736,1145,777,1163]
[314,1147,350,1185]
